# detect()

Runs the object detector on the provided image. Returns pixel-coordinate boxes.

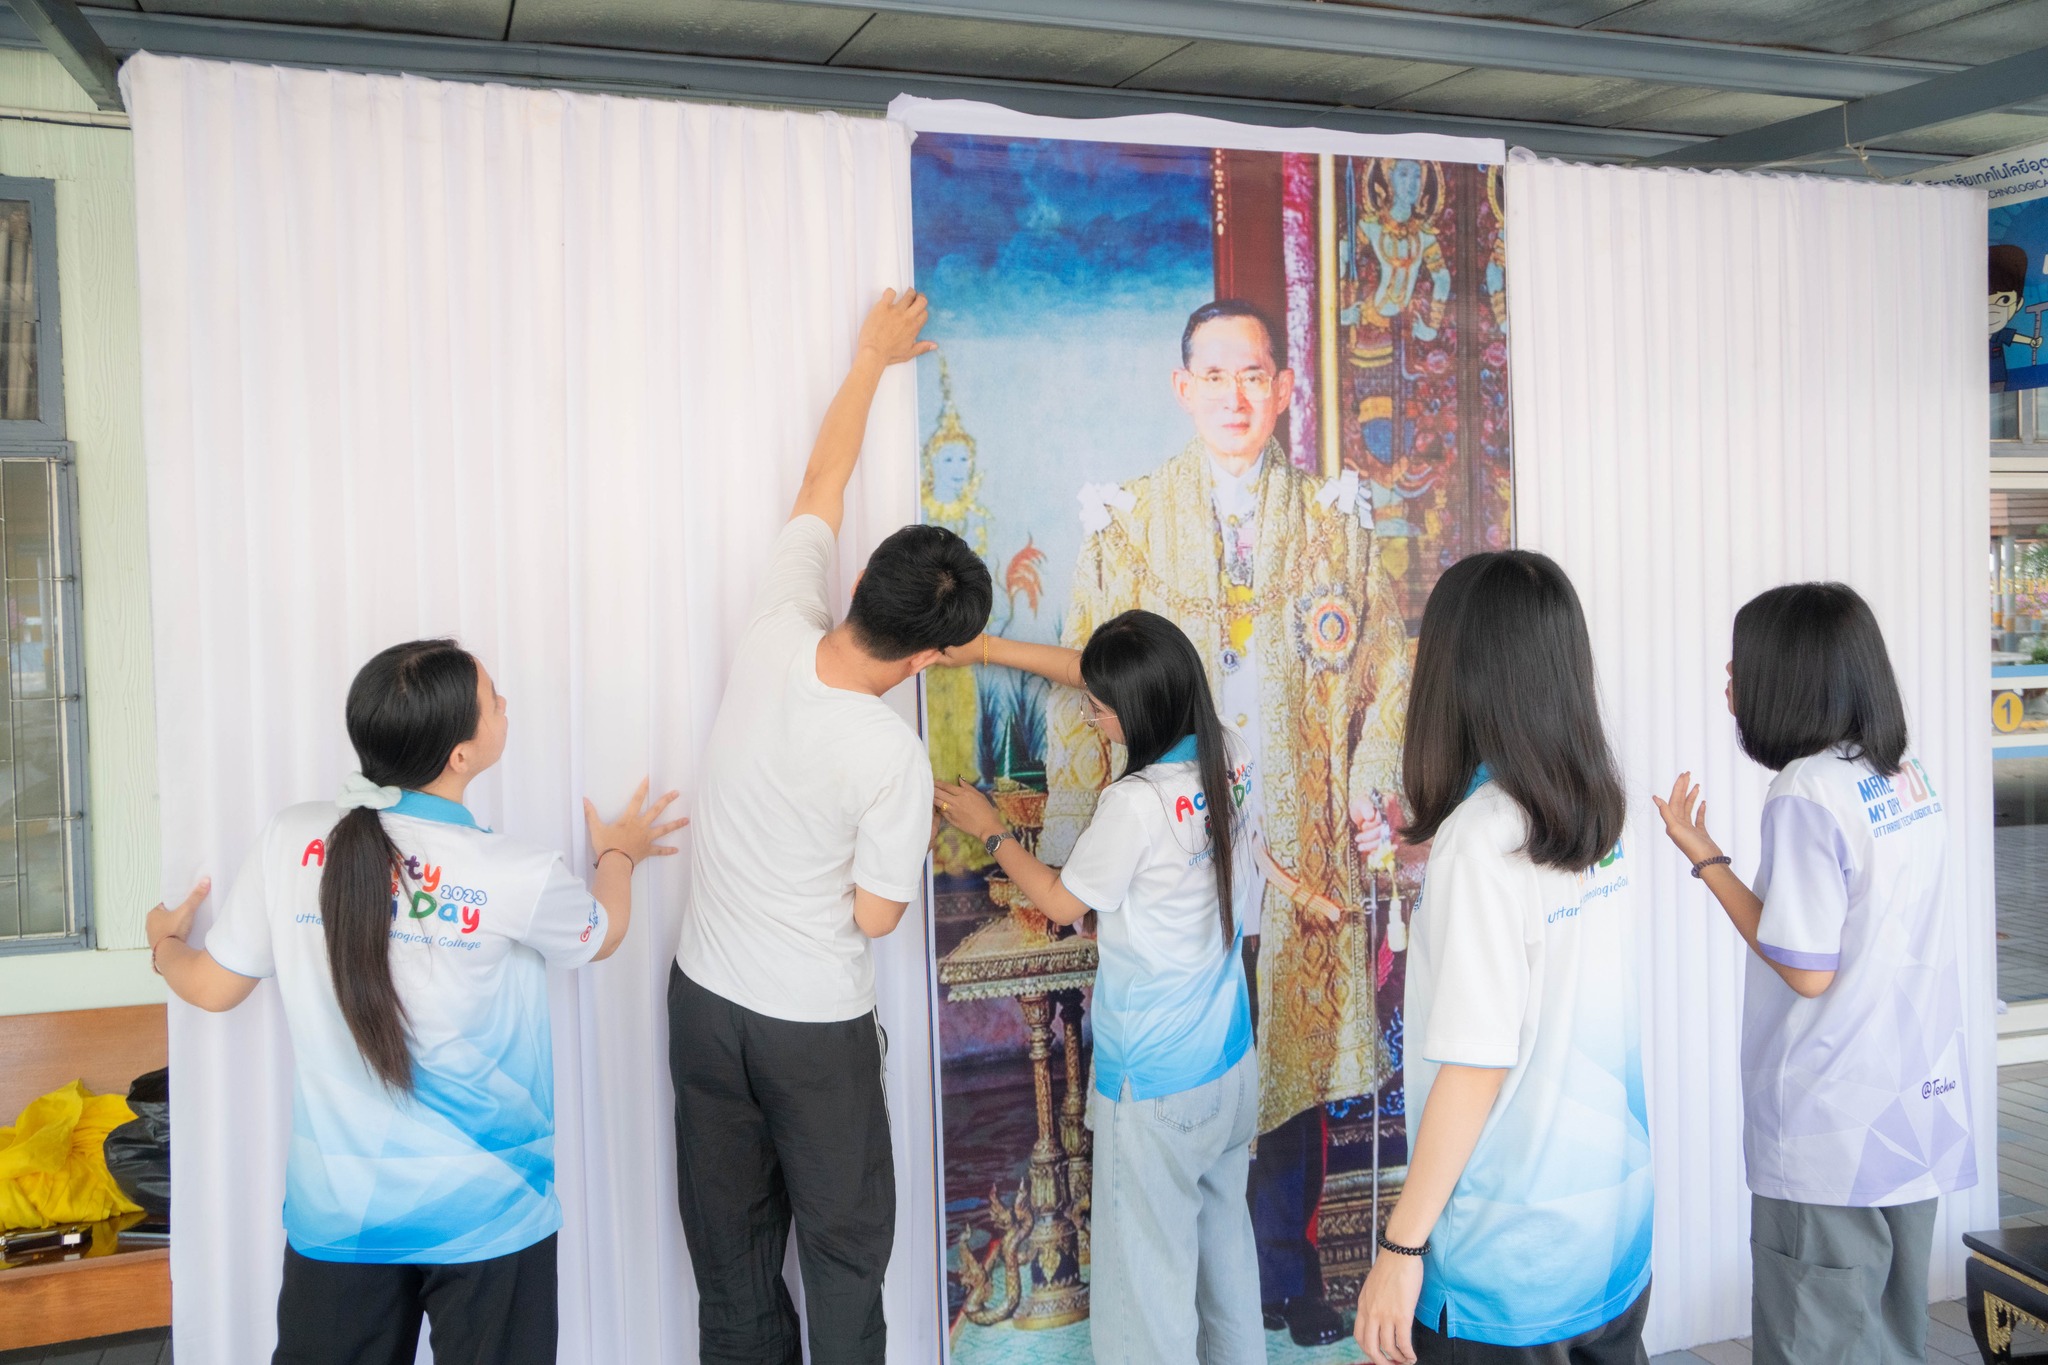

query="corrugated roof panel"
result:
[138,0,509,40]
[1387,67,1721,126]
[1581,0,2007,56]
[1870,110,2048,154]
[508,0,871,63]
[1864,0,2048,63]
[830,13,1184,85]
[1618,88,1837,135]
[1120,40,1464,106]
[1322,0,1635,24]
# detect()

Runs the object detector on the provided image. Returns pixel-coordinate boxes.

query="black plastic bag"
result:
[103,1067,170,1221]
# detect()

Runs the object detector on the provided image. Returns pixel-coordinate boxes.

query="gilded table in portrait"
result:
[938,825,1096,1334]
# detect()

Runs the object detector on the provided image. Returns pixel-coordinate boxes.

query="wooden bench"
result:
[0,1004,170,1353]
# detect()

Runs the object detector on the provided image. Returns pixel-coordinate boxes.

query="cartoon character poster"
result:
[1917,140,2048,393]
[906,102,1510,1361]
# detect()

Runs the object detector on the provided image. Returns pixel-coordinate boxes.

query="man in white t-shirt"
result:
[669,288,991,1365]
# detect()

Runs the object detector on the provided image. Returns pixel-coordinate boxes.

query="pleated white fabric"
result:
[122,55,940,1364]
[1506,153,1994,1352]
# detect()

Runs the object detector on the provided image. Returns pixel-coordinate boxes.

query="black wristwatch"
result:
[984,831,1013,856]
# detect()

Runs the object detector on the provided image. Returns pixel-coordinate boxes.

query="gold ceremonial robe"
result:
[1044,439,1410,1134]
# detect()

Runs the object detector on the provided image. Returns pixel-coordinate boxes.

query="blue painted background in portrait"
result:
[913,130,1226,1365]
[1992,195,2048,392]
[912,134,1215,647]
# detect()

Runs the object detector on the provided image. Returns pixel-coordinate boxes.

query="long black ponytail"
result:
[322,639,481,1093]
[1080,610,1242,946]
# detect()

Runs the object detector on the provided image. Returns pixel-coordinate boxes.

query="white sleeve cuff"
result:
[1420,1035,1519,1069]
[204,943,272,980]
[1056,871,1120,914]
[855,876,920,904]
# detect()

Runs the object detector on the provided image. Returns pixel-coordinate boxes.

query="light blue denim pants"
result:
[1086,1050,1263,1365]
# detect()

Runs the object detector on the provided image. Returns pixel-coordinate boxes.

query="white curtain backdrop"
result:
[123,55,941,1364]
[1507,153,1994,1353]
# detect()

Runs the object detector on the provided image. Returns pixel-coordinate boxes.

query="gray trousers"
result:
[1086,1050,1264,1365]
[1751,1193,1938,1365]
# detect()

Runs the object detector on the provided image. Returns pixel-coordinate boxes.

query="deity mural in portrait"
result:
[914,131,1511,1363]
[922,359,994,803]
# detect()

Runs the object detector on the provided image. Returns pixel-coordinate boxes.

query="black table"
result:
[1965,1227,2048,1362]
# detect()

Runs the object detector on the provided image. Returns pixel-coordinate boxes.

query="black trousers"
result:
[1250,1099,1329,1304]
[1415,1284,1651,1365]
[1243,937,1329,1308]
[667,965,896,1365]
[271,1234,557,1365]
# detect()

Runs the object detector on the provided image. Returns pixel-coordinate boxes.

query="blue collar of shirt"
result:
[1465,763,1493,798]
[387,790,484,831]
[1159,735,1199,764]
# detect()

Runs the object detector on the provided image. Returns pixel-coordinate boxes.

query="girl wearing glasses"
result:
[936,610,1263,1365]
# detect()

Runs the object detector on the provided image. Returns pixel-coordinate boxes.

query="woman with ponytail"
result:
[935,610,1262,1364]
[143,639,684,1365]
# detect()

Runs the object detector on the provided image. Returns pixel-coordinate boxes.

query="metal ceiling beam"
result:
[0,7,1957,176]
[792,0,2032,104]
[6,0,121,110]
[0,7,1707,160]
[1647,39,2048,167]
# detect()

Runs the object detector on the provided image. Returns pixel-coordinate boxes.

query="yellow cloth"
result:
[926,664,995,877]
[925,662,982,790]
[1049,438,1411,1134]
[0,1081,142,1230]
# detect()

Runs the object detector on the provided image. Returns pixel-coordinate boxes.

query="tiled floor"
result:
[1648,1298,1987,1365]
[0,1329,169,1365]
[22,1067,2048,1364]
[2001,1060,2048,1229]
[1997,818,2048,1002]
[1653,1060,2048,1365]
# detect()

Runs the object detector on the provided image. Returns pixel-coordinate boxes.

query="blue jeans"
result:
[1087,1050,1263,1365]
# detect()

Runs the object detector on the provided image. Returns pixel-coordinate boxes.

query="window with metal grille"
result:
[0,175,90,956]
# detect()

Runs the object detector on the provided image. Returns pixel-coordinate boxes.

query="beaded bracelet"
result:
[1690,854,1732,879]
[1376,1231,1431,1258]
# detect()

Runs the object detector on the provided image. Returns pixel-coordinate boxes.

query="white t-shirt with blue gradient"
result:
[205,792,606,1264]
[1404,778,1652,1346]
[1059,737,1257,1102]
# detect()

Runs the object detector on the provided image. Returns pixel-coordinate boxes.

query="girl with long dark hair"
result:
[144,639,684,1365]
[1354,552,1652,1365]
[1653,583,1972,1365]
[936,610,1262,1363]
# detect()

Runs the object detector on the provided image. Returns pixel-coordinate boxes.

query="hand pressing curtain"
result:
[122,54,935,1365]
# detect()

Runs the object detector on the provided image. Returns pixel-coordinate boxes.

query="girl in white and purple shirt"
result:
[1656,581,1974,1365]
